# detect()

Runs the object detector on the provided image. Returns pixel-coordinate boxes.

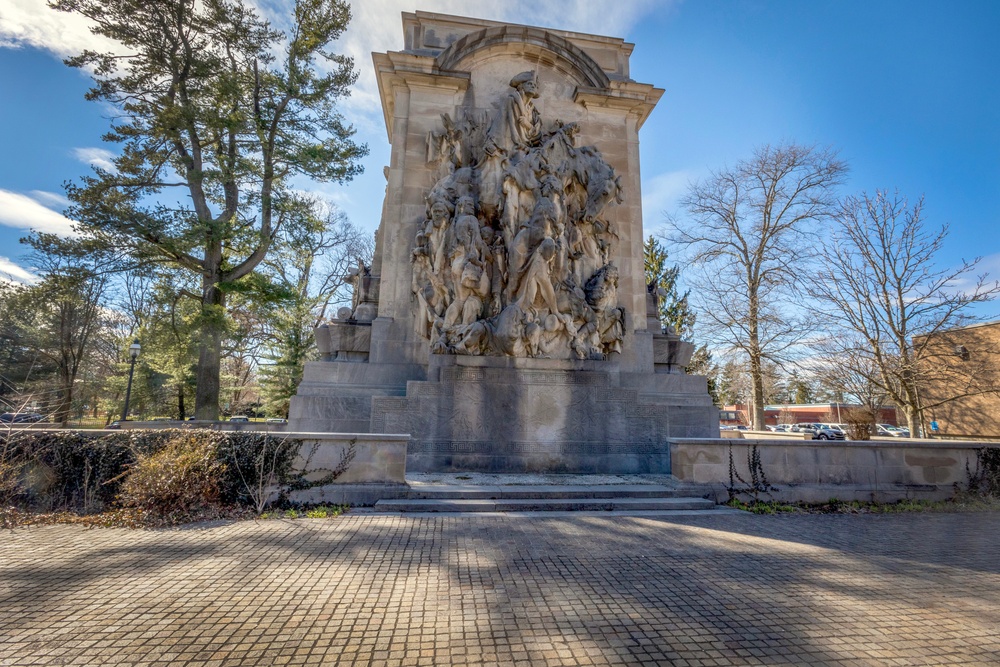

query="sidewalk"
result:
[2,511,999,666]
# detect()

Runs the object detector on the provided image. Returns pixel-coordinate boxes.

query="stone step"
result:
[375,497,717,512]
[404,484,682,500]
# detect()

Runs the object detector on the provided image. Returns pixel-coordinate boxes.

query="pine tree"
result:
[53,0,368,418]
[643,236,696,336]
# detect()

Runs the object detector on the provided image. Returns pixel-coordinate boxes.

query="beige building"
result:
[916,320,1000,439]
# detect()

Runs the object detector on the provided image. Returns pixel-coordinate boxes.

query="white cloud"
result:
[946,252,1000,298]
[641,169,693,229]
[73,147,117,173]
[0,256,37,284]
[3,0,672,134]
[0,0,124,57]
[0,189,79,237]
[28,189,70,209]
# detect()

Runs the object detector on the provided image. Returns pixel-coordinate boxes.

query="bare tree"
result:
[809,190,1000,436]
[811,333,889,438]
[670,143,847,429]
[255,202,369,416]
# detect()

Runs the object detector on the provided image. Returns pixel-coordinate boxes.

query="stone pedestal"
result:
[372,356,714,473]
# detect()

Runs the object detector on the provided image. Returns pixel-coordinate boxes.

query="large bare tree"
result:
[809,190,1000,436]
[671,143,847,429]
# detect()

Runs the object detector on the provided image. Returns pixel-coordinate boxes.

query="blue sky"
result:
[1,0,998,302]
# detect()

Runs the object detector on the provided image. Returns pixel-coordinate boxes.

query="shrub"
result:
[841,406,875,441]
[117,431,227,515]
[2,430,172,513]
[1,428,356,524]
[967,447,1000,497]
[216,432,300,513]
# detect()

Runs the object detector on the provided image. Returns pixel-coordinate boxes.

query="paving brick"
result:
[1,512,999,665]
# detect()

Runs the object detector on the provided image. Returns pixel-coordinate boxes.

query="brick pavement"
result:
[1,511,999,666]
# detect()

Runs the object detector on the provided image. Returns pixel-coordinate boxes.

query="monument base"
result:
[291,353,718,474]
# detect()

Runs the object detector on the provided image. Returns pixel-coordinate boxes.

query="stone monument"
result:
[289,11,719,472]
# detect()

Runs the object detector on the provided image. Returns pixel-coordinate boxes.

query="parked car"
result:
[792,423,845,440]
[105,421,121,430]
[265,418,287,424]
[0,412,44,423]
[876,424,907,437]
[228,415,250,422]
[772,424,793,433]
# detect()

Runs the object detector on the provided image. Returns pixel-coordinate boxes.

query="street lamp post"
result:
[121,340,141,421]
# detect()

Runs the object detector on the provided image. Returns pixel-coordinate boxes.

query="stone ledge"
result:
[670,438,998,502]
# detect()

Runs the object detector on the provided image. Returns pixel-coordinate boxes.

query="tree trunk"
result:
[177,385,186,421]
[55,366,73,427]
[194,283,224,420]
[906,408,921,439]
[749,354,766,430]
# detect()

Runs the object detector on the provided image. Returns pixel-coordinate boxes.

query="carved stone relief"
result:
[412,71,625,359]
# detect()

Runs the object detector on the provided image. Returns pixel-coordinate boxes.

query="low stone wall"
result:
[670,438,993,503]
[106,427,409,506]
[281,432,409,505]
[124,420,289,432]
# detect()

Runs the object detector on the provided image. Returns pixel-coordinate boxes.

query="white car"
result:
[876,424,907,437]
[821,423,849,438]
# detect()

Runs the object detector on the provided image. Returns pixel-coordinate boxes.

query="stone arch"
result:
[436,26,611,90]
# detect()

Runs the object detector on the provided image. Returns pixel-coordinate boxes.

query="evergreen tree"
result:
[643,236,696,336]
[686,344,720,405]
[53,0,368,418]
[258,204,366,416]
[786,370,814,404]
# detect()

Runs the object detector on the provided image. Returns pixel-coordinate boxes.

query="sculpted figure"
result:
[451,303,529,357]
[347,259,374,315]
[424,198,453,280]
[427,116,459,179]
[427,167,476,213]
[480,226,505,316]
[413,70,626,359]
[585,264,625,356]
[500,150,545,250]
[412,232,446,338]
[578,146,624,222]
[507,189,562,302]
[444,197,490,327]
[485,71,542,155]
[540,120,579,173]
[516,237,561,315]
[480,72,542,222]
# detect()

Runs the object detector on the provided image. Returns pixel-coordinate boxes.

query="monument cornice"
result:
[374,51,471,141]
[573,83,665,129]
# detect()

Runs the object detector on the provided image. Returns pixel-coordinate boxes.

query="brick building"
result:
[915,320,1000,439]
[721,403,898,428]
